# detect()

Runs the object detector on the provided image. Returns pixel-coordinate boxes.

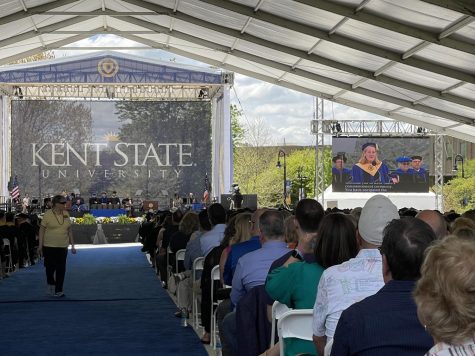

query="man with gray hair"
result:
[222,210,290,354]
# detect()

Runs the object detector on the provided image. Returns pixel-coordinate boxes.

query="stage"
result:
[72,224,140,244]
[321,185,437,210]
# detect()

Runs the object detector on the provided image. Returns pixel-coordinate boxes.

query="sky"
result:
[53,34,384,146]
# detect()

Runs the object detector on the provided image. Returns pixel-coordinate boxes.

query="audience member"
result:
[222,208,266,286]
[264,213,357,356]
[16,213,37,267]
[283,215,299,249]
[416,210,448,239]
[222,210,290,354]
[450,216,475,234]
[169,211,200,272]
[313,195,399,355]
[174,210,212,319]
[331,217,435,355]
[200,203,226,256]
[200,216,236,344]
[156,210,182,287]
[414,235,475,355]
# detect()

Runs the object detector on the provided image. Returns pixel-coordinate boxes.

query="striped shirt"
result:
[426,338,475,355]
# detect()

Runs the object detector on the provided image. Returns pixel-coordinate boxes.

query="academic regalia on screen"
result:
[351,162,390,184]
[413,168,427,182]
[332,167,352,183]
[395,168,415,175]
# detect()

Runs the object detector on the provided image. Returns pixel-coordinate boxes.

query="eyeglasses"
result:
[59,201,67,204]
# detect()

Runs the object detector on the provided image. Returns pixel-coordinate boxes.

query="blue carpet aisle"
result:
[0,245,208,356]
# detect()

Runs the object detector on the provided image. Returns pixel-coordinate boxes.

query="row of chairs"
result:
[163,249,313,354]
[2,238,13,273]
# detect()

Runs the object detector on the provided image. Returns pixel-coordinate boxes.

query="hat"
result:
[411,155,422,160]
[358,195,399,246]
[396,156,412,163]
[332,154,347,163]
[362,143,377,151]
[16,213,29,219]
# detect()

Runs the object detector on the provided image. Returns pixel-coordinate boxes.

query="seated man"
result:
[222,210,290,354]
[109,191,121,208]
[331,217,435,355]
[71,194,86,212]
[99,192,108,208]
[89,193,99,207]
[313,195,399,355]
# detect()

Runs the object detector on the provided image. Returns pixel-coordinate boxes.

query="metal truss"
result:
[4,84,221,101]
[434,134,445,211]
[312,97,326,205]
[321,120,431,136]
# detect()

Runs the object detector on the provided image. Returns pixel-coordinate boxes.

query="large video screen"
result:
[332,137,430,193]
[11,100,212,199]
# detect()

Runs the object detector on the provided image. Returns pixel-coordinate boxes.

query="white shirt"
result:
[426,339,475,356]
[312,249,384,338]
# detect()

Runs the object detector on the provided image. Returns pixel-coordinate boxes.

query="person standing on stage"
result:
[22,193,30,214]
[38,195,76,297]
[351,143,390,184]
[332,154,352,188]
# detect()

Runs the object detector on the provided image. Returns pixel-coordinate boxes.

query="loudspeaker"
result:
[220,194,257,210]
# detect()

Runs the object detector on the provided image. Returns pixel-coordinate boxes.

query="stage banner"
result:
[11,100,212,199]
[332,137,430,193]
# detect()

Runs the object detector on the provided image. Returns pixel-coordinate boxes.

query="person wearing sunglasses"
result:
[38,194,76,297]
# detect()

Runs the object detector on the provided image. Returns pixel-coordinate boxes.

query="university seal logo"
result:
[98,58,119,77]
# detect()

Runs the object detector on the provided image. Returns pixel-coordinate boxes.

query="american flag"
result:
[10,175,20,200]
[203,173,210,203]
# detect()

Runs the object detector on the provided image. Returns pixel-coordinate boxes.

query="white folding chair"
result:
[166,245,173,279]
[210,264,221,349]
[192,256,205,327]
[174,249,186,304]
[2,238,13,273]
[277,309,313,356]
[270,301,292,347]
[175,249,186,273]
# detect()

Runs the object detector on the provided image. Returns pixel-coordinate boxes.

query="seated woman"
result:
[351,143,390,184]
[264,213,358,356]
[200,217,237,345]
[414,235,475,355]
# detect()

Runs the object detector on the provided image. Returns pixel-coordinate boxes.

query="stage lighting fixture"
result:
[453,154,465,178]
[335,122,342,133]
[198,88,209,99]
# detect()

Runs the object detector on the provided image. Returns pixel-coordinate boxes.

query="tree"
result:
[231,104,246,150]
[443,159,475,213]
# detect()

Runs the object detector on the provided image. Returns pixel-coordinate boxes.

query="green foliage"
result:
[82,213,97,225]
[117,214,130,224]
[233,146,332,208]
[443,159,475,213]
[231,104,246,149]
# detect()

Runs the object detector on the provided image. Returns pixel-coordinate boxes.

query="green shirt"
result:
[41,210,71,248]
[266,261,324,356]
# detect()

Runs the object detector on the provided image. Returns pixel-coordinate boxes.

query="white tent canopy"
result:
[0,0,473,142]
